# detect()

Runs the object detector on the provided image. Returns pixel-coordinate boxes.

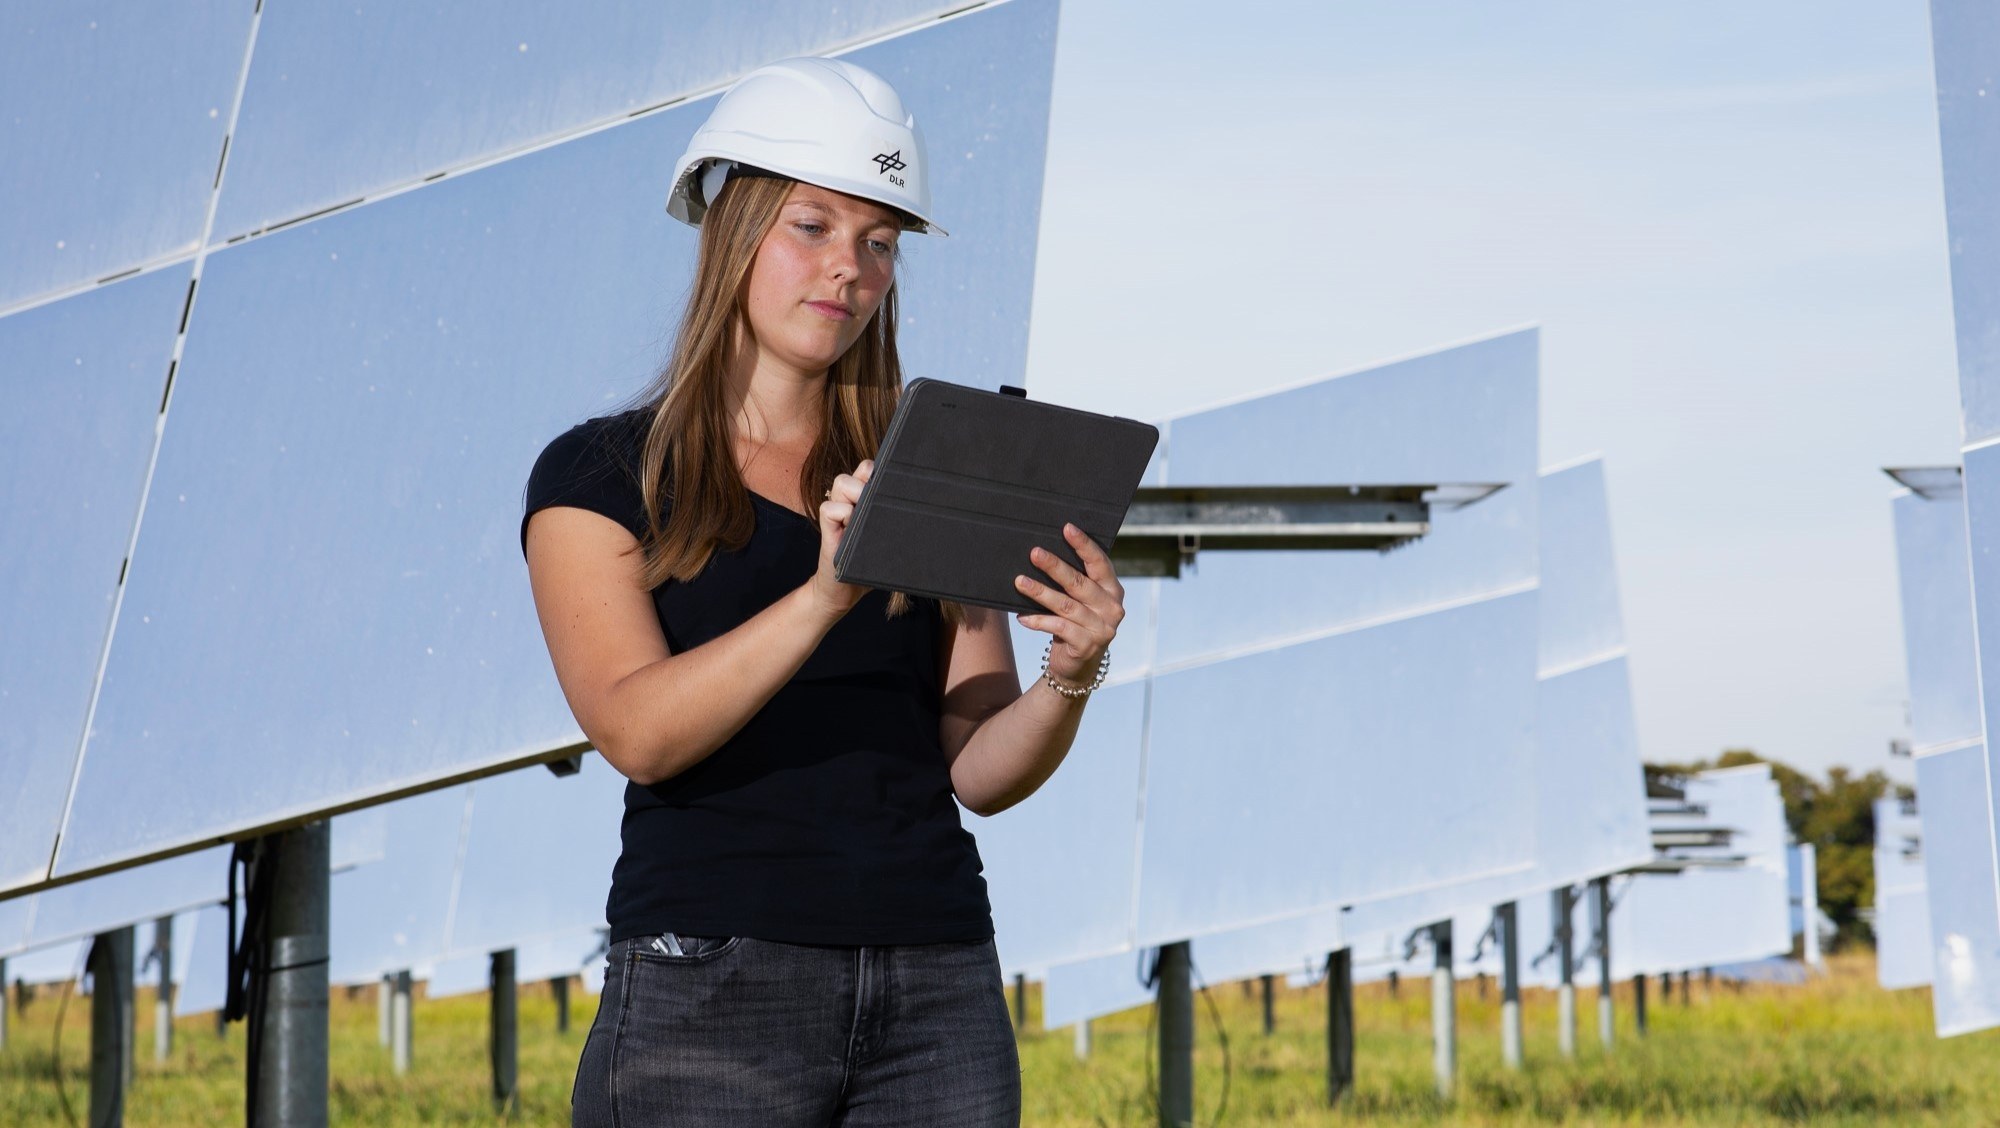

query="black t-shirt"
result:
[519,408,994,946]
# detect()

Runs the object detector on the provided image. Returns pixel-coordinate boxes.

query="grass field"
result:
[0,952,1992,1125]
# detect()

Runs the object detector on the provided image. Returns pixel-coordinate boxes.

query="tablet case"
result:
[834,379,1160,613]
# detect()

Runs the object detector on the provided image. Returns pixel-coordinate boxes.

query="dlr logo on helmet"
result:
[872,150,909,188]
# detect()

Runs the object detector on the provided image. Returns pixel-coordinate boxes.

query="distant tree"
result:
[1642,749,1888,950]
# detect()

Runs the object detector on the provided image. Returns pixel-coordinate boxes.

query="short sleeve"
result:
[520,414,651,554]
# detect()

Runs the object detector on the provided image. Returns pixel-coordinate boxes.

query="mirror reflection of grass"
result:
[0,953,1983,1126]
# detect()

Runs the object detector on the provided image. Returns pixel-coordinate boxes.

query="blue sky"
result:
[1023,0,1959,779]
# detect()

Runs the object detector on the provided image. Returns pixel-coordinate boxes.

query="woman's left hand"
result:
[1014,523,1126,687]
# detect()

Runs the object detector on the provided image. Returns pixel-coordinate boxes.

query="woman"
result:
[519,56,1123,1126]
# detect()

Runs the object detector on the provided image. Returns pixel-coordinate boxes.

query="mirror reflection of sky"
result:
[1023,0,1951,778]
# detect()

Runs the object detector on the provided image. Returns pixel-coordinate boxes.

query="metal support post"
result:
[1680,970,1691,1005]
[490,950,518,1114]
[1659,972,1672,1004]
[552,975,571,1034]
[0,956,8,1052]
[1553,886,1576,1059]
[1013,973,1027,1031]
[1260,974,1275,1035]
[1633,973,1648,1037]
[1156,941,1194,1128]
[1387,968,1399,998]
[1591,876,1614,1052]
[378,975,391,1047]
[152,915,174,1064]
[1497,902,1522,1069]
[89,925,135,1128]
[1073,1019,1091,1060]
[1799,842,1822,968]
[391,970,413,1075]
[1430,921,1455,1099]
[251,820,330,1128]
[1326,949,1354,1107]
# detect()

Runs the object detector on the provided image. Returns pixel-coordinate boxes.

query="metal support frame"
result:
[378,974,391,1047]
[1156,941,1193,1128]
[1591,876,1614,1052]
[391,969,414,1075]
[1797,842,1822,968]
[1553,886,1576,1058]
[1073,1019,1091,1060]
[1680,970,1691,1005]
[552,975,571,1034]
[1633,971,1648,1037]
[1430,921,1455,1099]
[90,925,135,1128]
[1260,973,1275,1035]
[490,949,518,1114]
[1012,972,1027,1031]
[1326,949,1354,1107]
[1497,902,1522,1070]
[251,820,330,1128]
[151,915,174,1064]
[1111,483,1500,577]
[1387,968,1399,998]
[1,956,9,1052]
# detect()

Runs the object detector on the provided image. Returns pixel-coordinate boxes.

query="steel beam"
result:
[1554,886,1577,1059]
[391,970,413,1075]
[1591,876,1614,1052]
[1634,972,1648,1037]
[1326,949,1354,1106]
[252,821,330,1128]
[1497,902,1522,1069]
[1113,485,1470,575]
[490,950,518,1114]
[151,915,174,1064]
[1156,942,1193,1128]
[1431,921,1455,1099]
[89,926,134,1128]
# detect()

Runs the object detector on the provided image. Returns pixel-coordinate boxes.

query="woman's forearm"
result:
[948,678,1090,816]
[596,584,843,785]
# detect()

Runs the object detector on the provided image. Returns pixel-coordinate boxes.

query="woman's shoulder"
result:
[540,407,650,464]
[520,407,655,552]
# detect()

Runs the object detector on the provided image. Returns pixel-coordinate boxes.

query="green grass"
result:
[1,953,1993,1125]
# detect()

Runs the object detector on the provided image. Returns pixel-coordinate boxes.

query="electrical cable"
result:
[223,838,275,1125]
[1187,954,1231,1127]
[50,940,91,1128]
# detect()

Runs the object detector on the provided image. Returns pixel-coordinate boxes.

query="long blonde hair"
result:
[620,173,950,621]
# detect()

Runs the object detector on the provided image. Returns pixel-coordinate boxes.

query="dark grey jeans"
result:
[572,933,1021,1126]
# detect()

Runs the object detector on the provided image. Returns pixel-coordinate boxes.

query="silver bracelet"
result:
[1041,640,1109,701]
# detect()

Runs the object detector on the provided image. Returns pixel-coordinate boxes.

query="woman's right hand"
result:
[808,459,874,620]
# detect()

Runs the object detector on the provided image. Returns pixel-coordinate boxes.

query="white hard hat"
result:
[666,56,945,236]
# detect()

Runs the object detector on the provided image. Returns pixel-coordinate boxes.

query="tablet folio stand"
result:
[833,379,1160,614]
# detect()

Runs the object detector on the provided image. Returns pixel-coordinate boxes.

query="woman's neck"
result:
[723,340,824,449]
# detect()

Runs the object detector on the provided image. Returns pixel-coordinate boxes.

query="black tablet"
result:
[833,379,1160,613]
